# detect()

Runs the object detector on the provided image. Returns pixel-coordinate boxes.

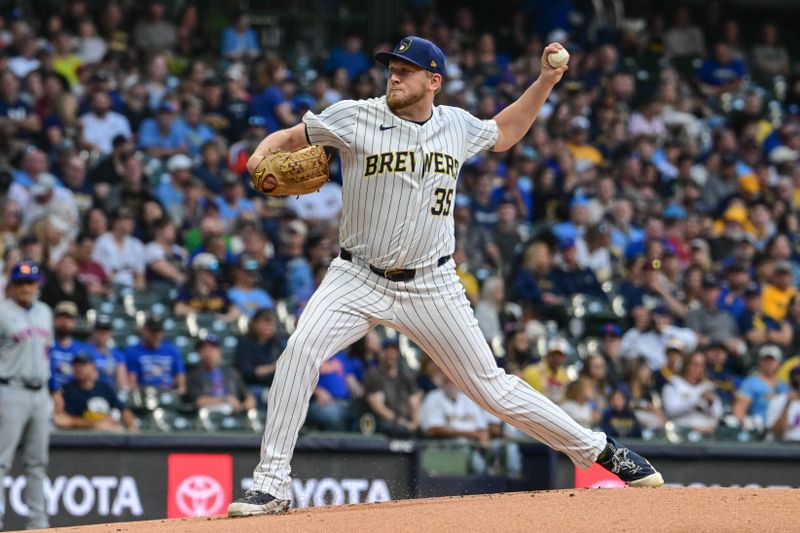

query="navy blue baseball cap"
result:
[10,261,41,283]
[72,351,95,365]
[382,337,400,349]
[375,36,446,76]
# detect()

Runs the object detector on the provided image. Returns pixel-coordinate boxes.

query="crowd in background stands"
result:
[2,0,800,455]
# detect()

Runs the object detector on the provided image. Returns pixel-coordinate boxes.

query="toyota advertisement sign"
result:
[2,438,415,529]
[167,454,233,518]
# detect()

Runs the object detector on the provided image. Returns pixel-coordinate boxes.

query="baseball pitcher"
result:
[230,36,663,516]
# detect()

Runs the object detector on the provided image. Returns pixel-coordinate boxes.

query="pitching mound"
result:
[40,487,798,533]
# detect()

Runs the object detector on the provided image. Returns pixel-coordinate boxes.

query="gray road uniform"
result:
[0,298,54,530]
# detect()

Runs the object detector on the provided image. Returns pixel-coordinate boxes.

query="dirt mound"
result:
[38,488,799,533]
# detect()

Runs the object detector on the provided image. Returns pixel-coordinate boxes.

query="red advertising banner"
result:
[167,454,233,518]
[574,464,627,489]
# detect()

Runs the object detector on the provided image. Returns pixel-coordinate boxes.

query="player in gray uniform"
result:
[229,36,662,517]
[0,262,54,530]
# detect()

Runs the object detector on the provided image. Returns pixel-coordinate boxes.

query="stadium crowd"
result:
[2,0,800,463]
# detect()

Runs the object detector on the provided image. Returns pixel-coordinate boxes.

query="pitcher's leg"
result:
[250,262,392,500]
[396,270,606,468]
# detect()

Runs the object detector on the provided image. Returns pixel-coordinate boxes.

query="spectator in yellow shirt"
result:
[523,337,571,403]
[762,261,797,321]
[565,117,604,169]
[52,32,84,86]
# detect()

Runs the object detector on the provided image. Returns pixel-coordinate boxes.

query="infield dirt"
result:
[32,487,800,533]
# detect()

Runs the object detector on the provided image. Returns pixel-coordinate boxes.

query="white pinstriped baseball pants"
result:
[251,257,606,500]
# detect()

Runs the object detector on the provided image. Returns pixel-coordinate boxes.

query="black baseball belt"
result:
[339,249,450,282]
[0,377,44,390]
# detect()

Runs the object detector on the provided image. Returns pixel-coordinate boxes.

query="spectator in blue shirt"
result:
[324,34,370,82]
[53,353,137,431]
[697,42,747,96]
[717,262,751,320]
[228,255,273,318]
[137,102,187,158]
[155,154,193,223]
[249,58,296,133]
[179,98,215,157]
[214,174,257,233]
[220,13,260,62]
[552,196,589,244]
[125,314,186,394]
[49,301,90,391]
[85,314,128,390]
[732,344,788,429]
[307,352,362,431]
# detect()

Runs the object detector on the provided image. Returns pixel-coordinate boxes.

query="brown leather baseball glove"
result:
[250,145,330,197]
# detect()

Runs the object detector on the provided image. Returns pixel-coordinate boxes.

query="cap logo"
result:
[397,38,412,53]
[430,60,437,67]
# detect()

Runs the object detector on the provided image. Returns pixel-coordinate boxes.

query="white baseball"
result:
[548,48,570,68]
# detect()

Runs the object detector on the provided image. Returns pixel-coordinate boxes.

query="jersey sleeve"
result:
[461,111,499,160]
[302,99,361,152]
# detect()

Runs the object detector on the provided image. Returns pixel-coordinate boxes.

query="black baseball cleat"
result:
[227,490,290,517]
[596,436,664,487]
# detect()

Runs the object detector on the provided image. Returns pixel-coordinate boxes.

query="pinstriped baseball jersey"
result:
[303,96,498,269]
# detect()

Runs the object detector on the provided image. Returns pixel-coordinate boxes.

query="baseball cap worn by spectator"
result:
[94,314,113,330]
[774,261,793,275]
[665,338,686,354]
[54,300,79,318]
[546,337,570,356]
[238,255,260,272]
[285,220,308,238]
[382,337,400,349]
[758,344,783,362]
[558,237,576,251]
[663,204,686,220]
[158,102,177,114]
[701,273,720,289]
[196,334,219,349]
[374,36,446,76]
[707,340,728,352]
[689,239,710,253]
[652,305,671,317]
[192,252,220,272]
[71,351,95,365]
[114,206,136,221]
[167,154,192,173]
[10,261,42,283]
[144,314,165,332]
[744,282,761,298]
[247,115,267,129]
[602,323,622,338]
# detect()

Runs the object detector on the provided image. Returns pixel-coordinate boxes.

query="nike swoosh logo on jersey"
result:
[379,124,396,131]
